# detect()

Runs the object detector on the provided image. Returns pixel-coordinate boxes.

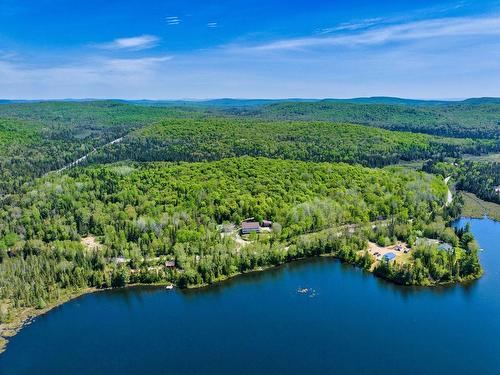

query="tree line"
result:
[89,118,496,169]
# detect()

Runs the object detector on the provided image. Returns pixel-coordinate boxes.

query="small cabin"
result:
[241,221,260,235]
[165,260,176,268]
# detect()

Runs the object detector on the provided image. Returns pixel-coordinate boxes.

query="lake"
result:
[0,217,498,374]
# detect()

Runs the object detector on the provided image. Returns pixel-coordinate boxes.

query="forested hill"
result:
[0,101,488,335]
[89,118,497,168]
[1,100,499,196]
[225,101,500,139]
[0,102,202,194]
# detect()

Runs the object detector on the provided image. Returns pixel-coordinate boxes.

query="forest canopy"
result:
[89,118,497,168]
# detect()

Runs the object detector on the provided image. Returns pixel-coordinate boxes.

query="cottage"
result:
[165,260,176,268]
[438,243,453,252]
[383,252,396,262]
[241,221,261,235]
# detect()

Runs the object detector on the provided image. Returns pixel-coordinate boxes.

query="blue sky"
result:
[1,0,500,99]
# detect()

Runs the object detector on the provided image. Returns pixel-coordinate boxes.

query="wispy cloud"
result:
[317,18,383,34]
[166,16,181,25]
[96,35,160,51]
[0,54,175,98]
[3,6,500,100]
[250,14,500,51]
[104,56,173,72]
[207,22,218,28]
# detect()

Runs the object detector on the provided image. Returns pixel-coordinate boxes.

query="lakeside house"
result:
[241,221,261,235]
[383,252,396,262]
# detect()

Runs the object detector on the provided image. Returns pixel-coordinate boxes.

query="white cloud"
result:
[166,16,181,25]
[2,11,500,99]
[207,22,218,28]
[250,14,500,51]
[0,54,174,98]
[318,18,384,34]
[104,56,173,72]
[96,35,160,51]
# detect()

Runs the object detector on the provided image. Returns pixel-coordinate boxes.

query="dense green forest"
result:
[0,100,492,333]
[89,118,496,168]
[424,159,500,204]
[0,157,482,323]
[229,102,500,140]
[1,100,498,196]
[0,102,199,194]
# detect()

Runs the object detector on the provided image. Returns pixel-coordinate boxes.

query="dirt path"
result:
[444,176,453,206]
[49,136,124,175]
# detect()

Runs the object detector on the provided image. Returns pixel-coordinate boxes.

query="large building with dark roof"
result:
[241,221,261,235]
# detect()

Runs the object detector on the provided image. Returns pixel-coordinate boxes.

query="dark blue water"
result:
[0,218,498,374]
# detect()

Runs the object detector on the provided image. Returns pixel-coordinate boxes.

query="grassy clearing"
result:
[463,153,500,163]
[461,191,500,221]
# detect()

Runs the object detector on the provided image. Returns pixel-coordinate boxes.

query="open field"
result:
[461,192,500,221]
[463,153,500,163]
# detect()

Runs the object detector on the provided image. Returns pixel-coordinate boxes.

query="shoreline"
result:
[0,287,99,354]
[0,247,482,355]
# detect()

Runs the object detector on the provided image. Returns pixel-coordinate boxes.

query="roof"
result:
[383,252,396,261]
[438,243,453,252]
[241,221,260,229]
[165,260,176,267]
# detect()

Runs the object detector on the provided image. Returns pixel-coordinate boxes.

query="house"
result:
[241,221,261,235]
[165,260,176,268]
[262,220,272,227]
[415,237,439,247]
[383,252,396,262]
[438,243,453,252]
[114,256,127,264]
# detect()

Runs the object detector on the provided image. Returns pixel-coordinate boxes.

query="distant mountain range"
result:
[1,97,500,107]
